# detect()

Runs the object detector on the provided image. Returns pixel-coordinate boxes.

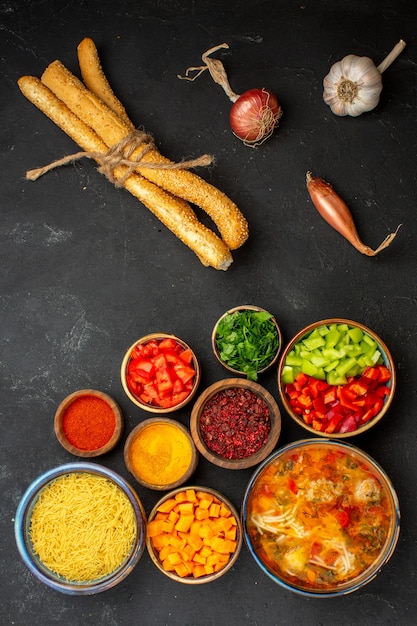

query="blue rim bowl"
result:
[15,462,147,595]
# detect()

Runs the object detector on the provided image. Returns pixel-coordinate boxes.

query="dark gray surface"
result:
[1,1,416,624]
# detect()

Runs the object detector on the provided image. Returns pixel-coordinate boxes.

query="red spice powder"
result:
[199,387,271,459]
[63,395,116,451]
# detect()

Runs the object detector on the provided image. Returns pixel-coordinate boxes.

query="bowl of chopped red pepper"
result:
[54,389,124,457]
[190,378,281,470]
[121,334,201,413]
[212,305,282,381]
[277,319,396,437]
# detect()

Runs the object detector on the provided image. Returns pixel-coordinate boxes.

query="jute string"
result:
[25,130,214,186]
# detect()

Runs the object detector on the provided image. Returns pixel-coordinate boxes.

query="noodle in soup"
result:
[246,443,395,591]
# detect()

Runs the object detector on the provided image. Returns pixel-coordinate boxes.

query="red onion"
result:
[178,44,282,147]
[230,88,281,146]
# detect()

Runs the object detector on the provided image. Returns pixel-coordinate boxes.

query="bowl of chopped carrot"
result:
[121,333,201,413]
[212,305,282,381]
[54,389,124,457]
[242,438,400,597]
[146,486,242,583]
[277,319,396,437]
[190,378,281,470]
[14,462,147,594]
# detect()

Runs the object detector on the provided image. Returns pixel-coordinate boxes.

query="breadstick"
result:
[42,58,248,250]
[77,37,133,128]
[18,76,233,270]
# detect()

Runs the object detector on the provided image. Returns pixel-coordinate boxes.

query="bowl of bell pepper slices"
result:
[277,319,396,437]
[121,334,201,413]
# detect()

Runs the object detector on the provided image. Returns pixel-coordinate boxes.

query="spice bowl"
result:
[242,438,400,597]
[190,378,281,470]
[14,462,147,594]
[124,418,198,490]
[278,318,396,438]
[146,485,242,584]
[212,305,282,380]
[121,333,201,413]
[54,389,124,457]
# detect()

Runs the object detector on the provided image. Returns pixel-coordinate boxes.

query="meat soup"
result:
[244,441,399,594]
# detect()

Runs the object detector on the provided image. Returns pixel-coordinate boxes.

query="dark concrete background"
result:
[1,1,416,624]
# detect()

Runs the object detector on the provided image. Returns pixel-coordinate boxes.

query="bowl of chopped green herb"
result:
[212,305,282,381]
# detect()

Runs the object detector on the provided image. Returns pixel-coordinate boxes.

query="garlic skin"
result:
[323,55,383,117]
[323,40,406,117]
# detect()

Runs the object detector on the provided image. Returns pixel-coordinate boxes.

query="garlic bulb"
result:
[323,39,406,117]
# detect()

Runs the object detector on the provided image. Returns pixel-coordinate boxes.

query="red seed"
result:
[199,388,270,459]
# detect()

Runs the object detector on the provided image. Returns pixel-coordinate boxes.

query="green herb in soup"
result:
[246,444,394,591]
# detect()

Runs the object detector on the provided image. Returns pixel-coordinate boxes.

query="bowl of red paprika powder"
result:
[190,379,281,470]
[54,389,124,457]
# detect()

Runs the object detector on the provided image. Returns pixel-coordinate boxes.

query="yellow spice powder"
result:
[129,423,192,485]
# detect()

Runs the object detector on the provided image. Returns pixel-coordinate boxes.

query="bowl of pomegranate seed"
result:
[190,378,281,470]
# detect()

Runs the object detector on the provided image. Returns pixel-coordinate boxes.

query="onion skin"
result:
[306,172,400,256]
[230,88,282,147]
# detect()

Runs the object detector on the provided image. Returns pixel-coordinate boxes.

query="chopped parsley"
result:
[215,309,280,381]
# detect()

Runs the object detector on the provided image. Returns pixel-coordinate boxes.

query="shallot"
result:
[178,43,282,147]
[306,172,401,256]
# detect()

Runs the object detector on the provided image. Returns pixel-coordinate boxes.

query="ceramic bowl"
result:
[242,438,400,597]
[54,389,123,457]
[190,378,281,470]
[124,417,198,490]
[14,462,147,595]
[277,318,396,438]
[212,305,282,380]
[121,333,201,413]
[146,485,242,584]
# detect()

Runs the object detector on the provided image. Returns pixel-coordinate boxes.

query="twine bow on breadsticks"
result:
[25,129,214,187]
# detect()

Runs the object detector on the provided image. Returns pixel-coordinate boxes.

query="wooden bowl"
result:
[120,333,201,413]
[124,418,198,490]
[277,318,396,438]
[54,389,123,457]
[212,305,282,379]
[146,485,243,584]
[190,378,281,470]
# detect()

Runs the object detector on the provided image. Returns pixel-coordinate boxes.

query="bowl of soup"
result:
[242,439,400,597]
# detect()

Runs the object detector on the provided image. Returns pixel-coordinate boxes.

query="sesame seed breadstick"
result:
[18,76,233,270]
[77,37,133,128]
[42,58,248,251]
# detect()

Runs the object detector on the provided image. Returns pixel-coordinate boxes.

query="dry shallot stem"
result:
[377,39,407,74]
[178,43,240,102]
[306,171,402,256]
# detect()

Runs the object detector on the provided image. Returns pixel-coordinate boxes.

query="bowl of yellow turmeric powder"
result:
[124,418,199,490]
[146,486,243,584]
